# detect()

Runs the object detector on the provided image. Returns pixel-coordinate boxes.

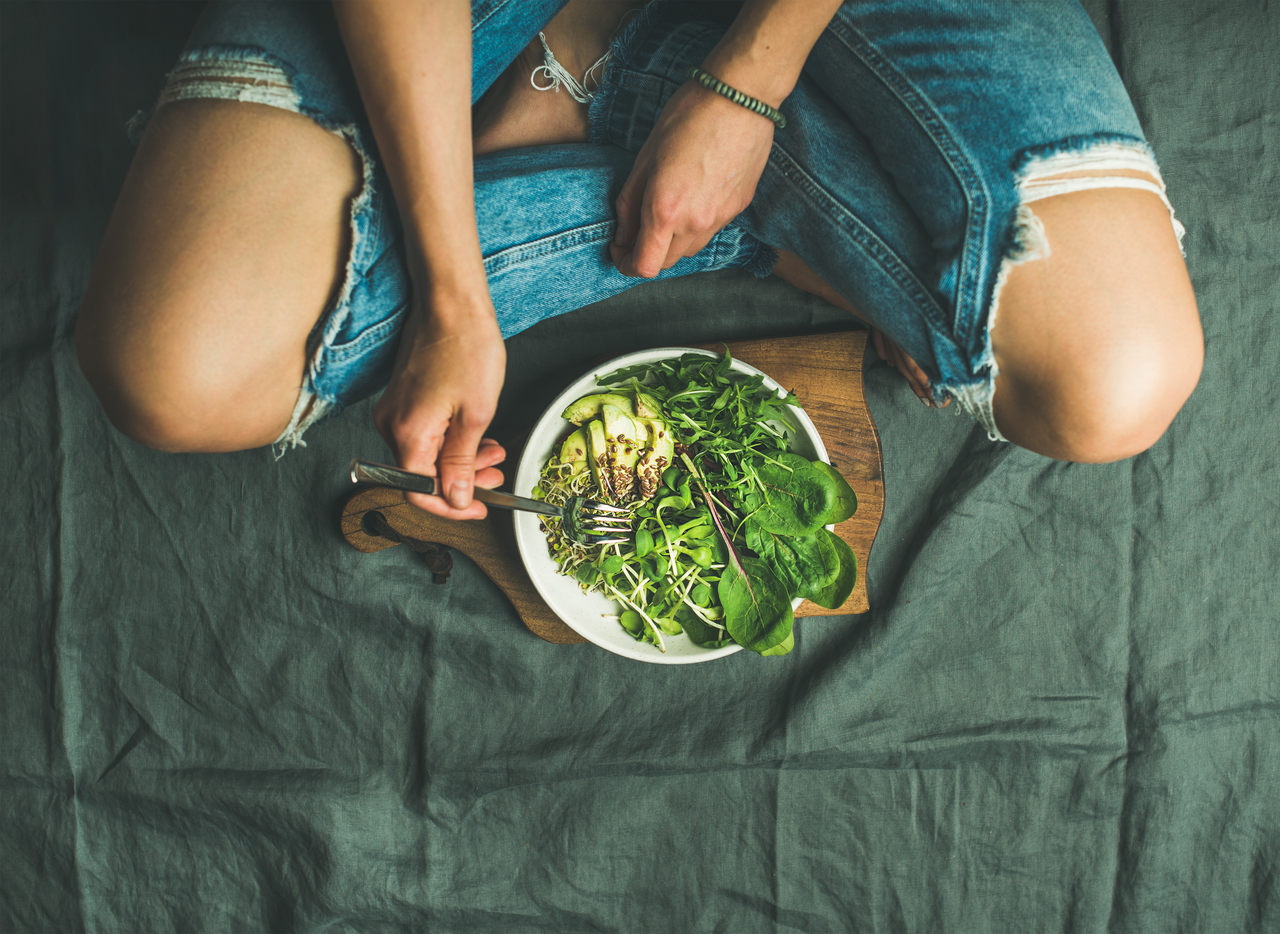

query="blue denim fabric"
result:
[594,0,1159,432]
[161,0,1161,442]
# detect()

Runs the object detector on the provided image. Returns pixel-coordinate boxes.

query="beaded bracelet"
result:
[688,67,787,129]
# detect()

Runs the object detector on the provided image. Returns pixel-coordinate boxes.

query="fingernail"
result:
[447,481,471,509]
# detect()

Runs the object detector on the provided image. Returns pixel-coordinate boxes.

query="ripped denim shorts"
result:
[150,0,1183,449]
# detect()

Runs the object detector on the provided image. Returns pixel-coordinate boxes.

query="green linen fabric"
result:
[2,2,1277,931]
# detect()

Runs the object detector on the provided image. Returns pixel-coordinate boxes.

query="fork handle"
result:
[349,459,560,518]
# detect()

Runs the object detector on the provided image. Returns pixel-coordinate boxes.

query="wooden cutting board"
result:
[340,331,884,643]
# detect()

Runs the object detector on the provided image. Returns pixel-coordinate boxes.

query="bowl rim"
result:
[512,346,828,664]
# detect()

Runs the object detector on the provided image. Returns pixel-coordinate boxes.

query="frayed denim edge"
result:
[939,133,1182,444]
[586,0,662,146]
[274,117,378,457]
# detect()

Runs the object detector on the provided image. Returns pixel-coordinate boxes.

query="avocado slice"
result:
[585,419,610,496]
[561,392,634,425]
[635,418,674,500]
[602,403,641,501]
[558,427,588,474]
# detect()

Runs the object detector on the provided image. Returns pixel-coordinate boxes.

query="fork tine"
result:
[561,496,634,546]
[583,513,633,528]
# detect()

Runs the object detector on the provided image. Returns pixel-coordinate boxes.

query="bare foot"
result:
[473,0,642,156]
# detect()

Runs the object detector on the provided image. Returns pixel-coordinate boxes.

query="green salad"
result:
[533,350,857,656]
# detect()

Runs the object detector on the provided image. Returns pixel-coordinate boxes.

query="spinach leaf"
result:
[760,630,794,656]
[750,453,859,535]
[751,453,835,534]
[809,460,858,525]
[788,529,857,609]
[745,520,856,610]
[718,555,794,654]
[743,517,801,592]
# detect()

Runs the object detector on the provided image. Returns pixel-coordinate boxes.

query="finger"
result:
[666,228,713,270]
[473,440,506,489]
[475,465,504,489]
[436,407,493,511]
[388,419,445,497]
[474,437,506,471]
[608,239,625,269]
[613,169,645,250]
[627,210,675,279]
[386,417,490,520]
[613,191,638,251]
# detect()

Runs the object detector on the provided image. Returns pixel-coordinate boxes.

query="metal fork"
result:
[349,459,632,546]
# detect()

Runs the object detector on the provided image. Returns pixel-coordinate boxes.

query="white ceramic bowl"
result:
[513,348,828,664]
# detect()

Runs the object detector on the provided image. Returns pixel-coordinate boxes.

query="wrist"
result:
[405,262,495,327]
[403,236,492,320]
[699,0,844,107]
[699,47,797,111]
[419,283,496,328]
[688,67,787,128]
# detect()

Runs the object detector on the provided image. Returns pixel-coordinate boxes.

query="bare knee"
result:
[990,183,1202,462]
[993,315,1202,463]
[74,299,294,454]
[72,98,357,453]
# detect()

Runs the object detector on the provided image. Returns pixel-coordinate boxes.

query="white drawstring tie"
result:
[530,32,610,103]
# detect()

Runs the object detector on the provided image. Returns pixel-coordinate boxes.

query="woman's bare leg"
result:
[76,99,360,452]
[989,180,1201,462]
[773,177,1202,462]
[78,0,642,454]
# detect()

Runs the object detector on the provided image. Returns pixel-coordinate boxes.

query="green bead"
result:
[688,66,786,129]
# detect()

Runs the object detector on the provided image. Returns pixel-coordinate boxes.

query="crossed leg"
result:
[774,173,1202,463]
[75,1,628,455]
[988,180,1201,461]
[75,98,360,452]
[77,5,1202,464]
